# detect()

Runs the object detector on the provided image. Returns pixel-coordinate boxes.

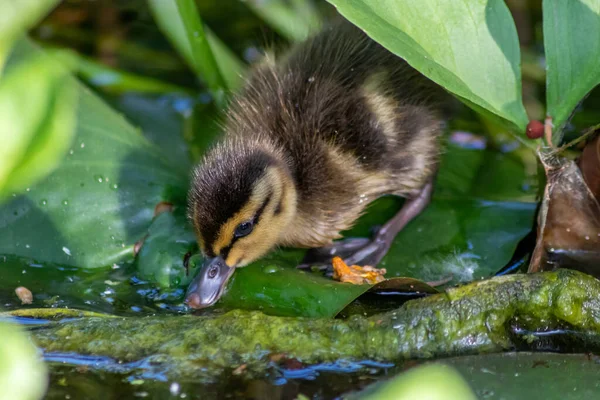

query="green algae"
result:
[12,270,600,381]
[3,308,113,320]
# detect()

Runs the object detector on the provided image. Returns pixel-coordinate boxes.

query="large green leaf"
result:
[219,253,367,317]
[0,0,60,69]
[326,0,529,133]
[544,0,600,139]
[0,40,188,268]
[0,44,77,200]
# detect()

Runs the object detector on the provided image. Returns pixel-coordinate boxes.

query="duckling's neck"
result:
[250,144,300,246]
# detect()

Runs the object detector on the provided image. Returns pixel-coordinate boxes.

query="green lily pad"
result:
[219,260,367,318]
[544,0,600,139]
[444,352,600,399]
[326,0,529,133]
[0,40,188,268]
[136,210,200,288]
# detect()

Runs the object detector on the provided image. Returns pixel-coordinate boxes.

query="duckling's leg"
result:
[298,181,433,270]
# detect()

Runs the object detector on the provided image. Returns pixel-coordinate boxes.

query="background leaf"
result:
[0,40,188,268]
[326,0,529,133]
[0,43,77,201]
[544,0,600,139]
[0,0,60,69]
[147,0,245,95]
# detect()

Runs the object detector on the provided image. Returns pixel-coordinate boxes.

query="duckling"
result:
[185,20,445,309]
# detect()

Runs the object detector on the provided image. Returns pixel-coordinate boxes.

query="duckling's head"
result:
[185,139,297,308]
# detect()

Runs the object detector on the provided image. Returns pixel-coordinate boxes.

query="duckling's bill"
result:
[185,256,235,309]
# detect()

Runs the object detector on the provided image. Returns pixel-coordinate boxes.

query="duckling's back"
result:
[225,20,444,245]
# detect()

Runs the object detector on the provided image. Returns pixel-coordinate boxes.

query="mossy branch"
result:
[11,270,600,381]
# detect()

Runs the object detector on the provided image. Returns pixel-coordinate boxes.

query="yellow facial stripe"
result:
[211,168,276,258]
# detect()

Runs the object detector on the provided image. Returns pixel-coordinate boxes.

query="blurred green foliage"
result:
[544,0,600,141]
[0,0,76,202]
[0,322,47,400]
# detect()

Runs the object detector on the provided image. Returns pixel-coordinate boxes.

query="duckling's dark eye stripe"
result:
[252,192,272,225]
[221,192,273,259]
[274,185,285,216]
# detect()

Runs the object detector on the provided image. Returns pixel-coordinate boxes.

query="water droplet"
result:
[111,183,119,190]
[307,76,315,83]
[62,200,69,206]
[62,247,72,256]
[263,265,281,274]
[39,199,47,206]
[94,175,104,183]
[170,383,180,396]
[585,235,590,240]
[25,244,30,249]
[26,188,30,192]
[110,235,115,240]
[69,149,74,155]
[80,142,85,148]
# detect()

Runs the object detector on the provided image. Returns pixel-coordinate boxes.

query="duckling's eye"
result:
[234,221,254,238]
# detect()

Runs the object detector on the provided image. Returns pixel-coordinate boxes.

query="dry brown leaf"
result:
[331,256,386,285]
[529,146,600,274]
[578,134,600,200]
